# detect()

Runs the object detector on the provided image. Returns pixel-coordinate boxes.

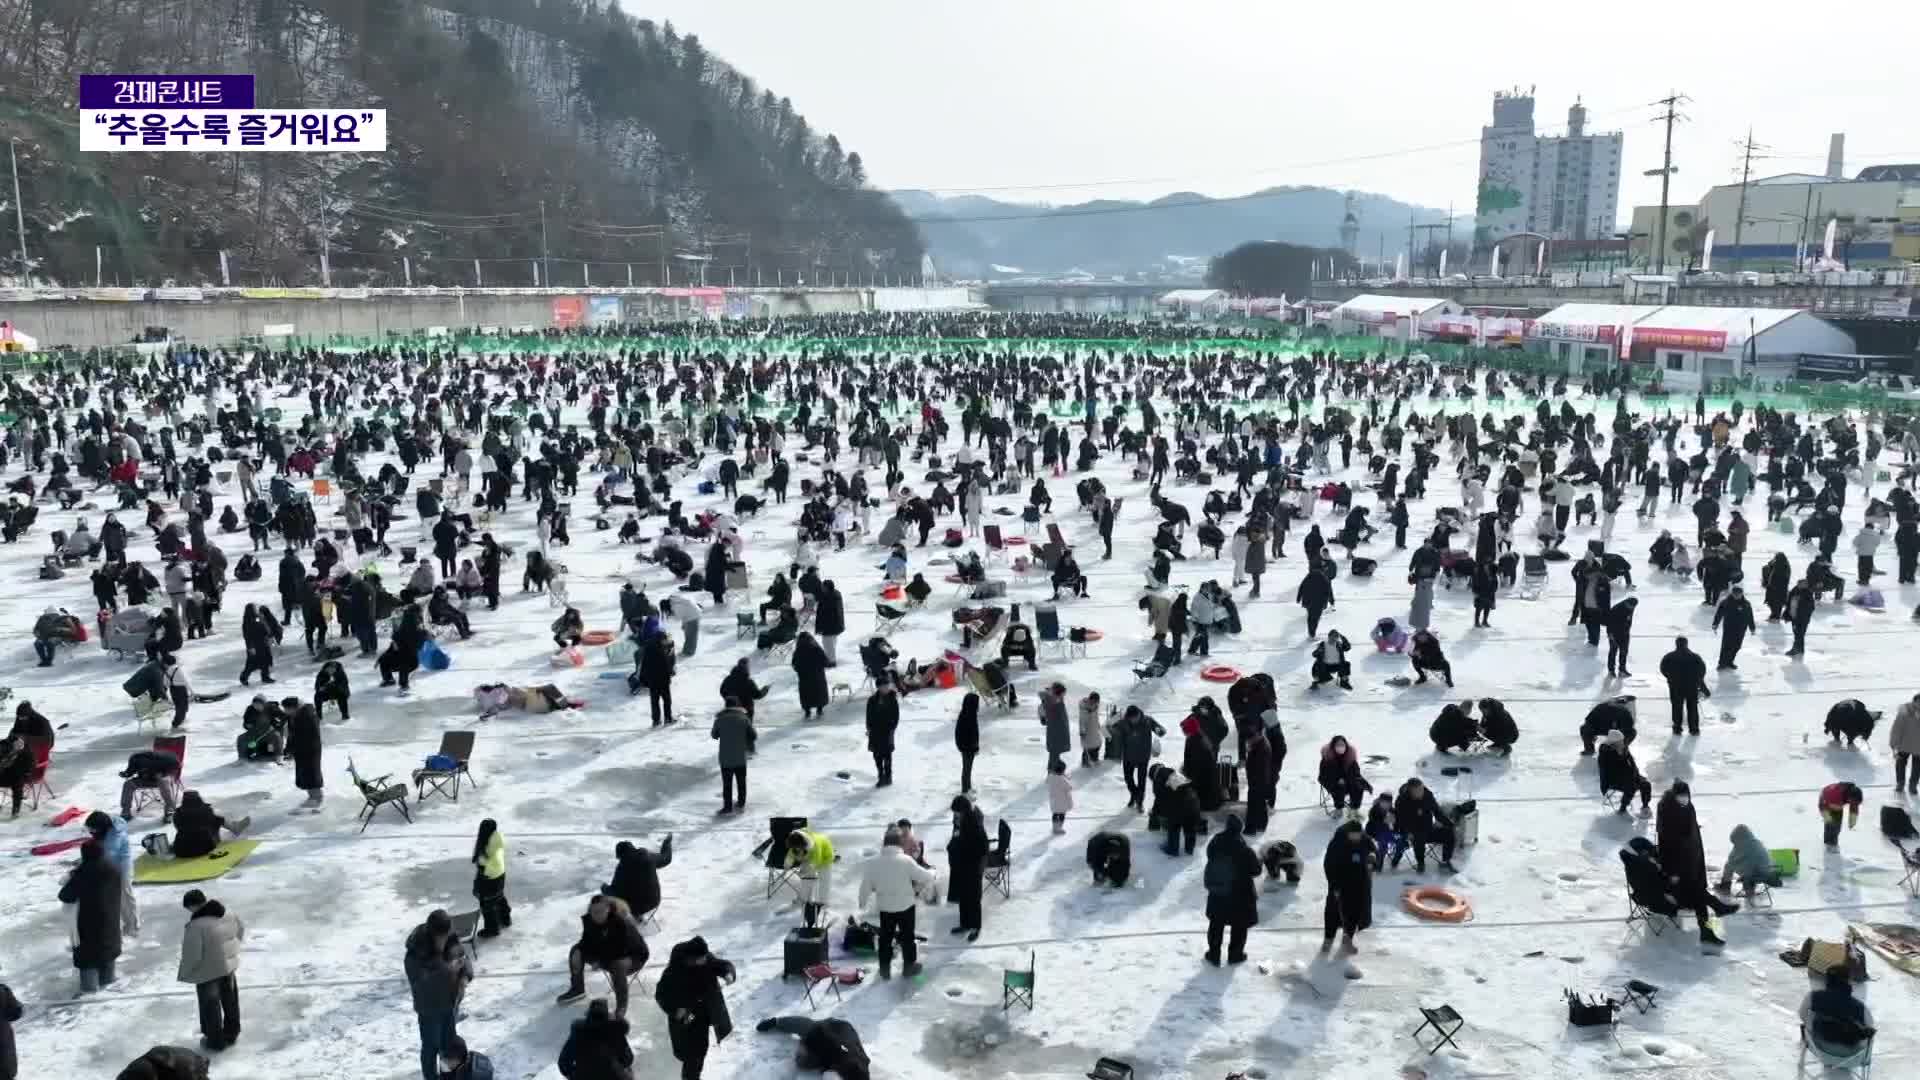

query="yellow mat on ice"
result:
[133,840,263,884]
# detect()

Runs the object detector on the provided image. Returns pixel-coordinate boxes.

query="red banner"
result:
[551,296,586,328]
[1632,326,1727,352]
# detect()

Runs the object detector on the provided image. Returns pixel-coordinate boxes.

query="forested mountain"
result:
[893,187,1453,279]
[0,0,922,287]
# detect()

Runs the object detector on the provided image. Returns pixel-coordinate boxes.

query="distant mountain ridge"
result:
[892,186,1457,278]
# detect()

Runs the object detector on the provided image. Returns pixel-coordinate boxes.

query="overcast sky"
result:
[626,0,1918,226]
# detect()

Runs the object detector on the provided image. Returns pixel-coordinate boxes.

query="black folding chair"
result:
[1625,894,1683,937]
[412,730,478,803]
[1412,1004,1464,1054]
[347,759,413,833]
[983,819,1013,899]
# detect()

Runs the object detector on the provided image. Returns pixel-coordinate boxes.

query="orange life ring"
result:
[1200,665,1241,683]
[1079,629,1105,642]
[1402,885,1471,922]
[580,630,615,646]
[1003,536,1028,546]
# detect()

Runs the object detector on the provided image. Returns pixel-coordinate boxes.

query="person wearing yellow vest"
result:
[472,819,512,938]
[784,828,835,928]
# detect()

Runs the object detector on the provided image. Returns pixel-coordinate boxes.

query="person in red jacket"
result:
[1818,782,1864,848]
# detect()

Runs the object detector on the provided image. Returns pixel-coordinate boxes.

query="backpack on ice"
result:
[1881,805,1918,840]
[943,528,964,547]
[234,554,262,581]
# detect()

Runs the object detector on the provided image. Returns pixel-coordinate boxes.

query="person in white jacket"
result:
[177,889,245,1050]
[1853,525,1883,586]
[1890,694,1920,794]
[858,833,937,979]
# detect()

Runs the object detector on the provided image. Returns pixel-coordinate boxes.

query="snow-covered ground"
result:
[5,373,1919,1080]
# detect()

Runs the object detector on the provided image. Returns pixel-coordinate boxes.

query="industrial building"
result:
[1476,90,1623,247]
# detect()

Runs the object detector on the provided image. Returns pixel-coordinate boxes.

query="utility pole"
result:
[659,226,669,286]
[8,139,26,279]
[1647,91,1686,275]
[319,180,331,287]
[1406,215,1417,280]
[1731,129,1761,273]
[539,200,550,289]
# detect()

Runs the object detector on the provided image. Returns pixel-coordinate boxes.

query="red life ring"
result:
[1079,629,1105,642]
[580,630,615,646]
[1003,536,1028,546]
[1200,665,1241,683]
[1402,886,1471,922]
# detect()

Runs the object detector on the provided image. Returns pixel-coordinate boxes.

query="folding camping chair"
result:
[1035,603,1082,660]
[1047,522,1069,554]
[131,735,187,818]
[347,758,413,832]
[413,731,478,803]
[313,477,334,504]
[983,819,1013,899]
[449,909,483,962]
[1517,554,1548,600]
[21,735,54,810]
[965,665,1016,711]
[736,612,757,639]
[1800,1018,1876,1077]
[1002,950,1036,1011]
[1411,1004,1465,1054]
[1625,893,1684,937]
[983,525,1009,565]
[802,963,844,1009]
[1898,846,1920,900]
[759,817,808,902]
[874,603,908,636]
[1620,979,1660,1014]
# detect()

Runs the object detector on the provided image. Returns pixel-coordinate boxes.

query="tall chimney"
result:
[1826,133,1845,180]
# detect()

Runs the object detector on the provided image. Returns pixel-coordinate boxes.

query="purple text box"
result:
[79,75,254,110]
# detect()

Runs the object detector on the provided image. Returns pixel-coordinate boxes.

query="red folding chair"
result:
[23,736,54,810]
[982,524,1007,564]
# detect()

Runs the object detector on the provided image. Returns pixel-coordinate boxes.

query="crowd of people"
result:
[0,311,1909,1077]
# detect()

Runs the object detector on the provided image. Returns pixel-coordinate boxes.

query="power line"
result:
[887,102,1664,194]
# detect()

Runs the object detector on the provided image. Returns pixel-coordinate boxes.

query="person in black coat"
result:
[284,702,324,806]
[636,635,676,727]
[946,797,989,938]
[954,693,981,794]
[1659,636,1710,736]
[58,839,124,992]
[1321,822,1376,954]
[1469,556,1499,627]
[1202,815,1262,966]
[1711,587,1756,670]
[0,982,19,1080]
[1596,730,1652,813]
[654,936,736,1080]
[170,791,249,859]
[718,659,768,718]
[865,686,899,787]
[432,514,460,578]
[1760,552,1793,620]
[113,1045,210,1080]
[1148,763,1202,855]
[813,581,845,665]
[379,606,429,692]
[1428,701,1478,754]
[791,633,831,721]
[557,999,633,1080]
[1408,629,1453,687]
[606,836,673,922]
[1294,566,1335,638]
[1898,519,1920,585]
[557,895,650,1017]
[313,659,351,721]
[753,1015,871,1080]
[1476,698,1519,755]
[703,542,730,608]
[276,548,304,622]
[1392,778,1457,873]
[1604,596,1638,677]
